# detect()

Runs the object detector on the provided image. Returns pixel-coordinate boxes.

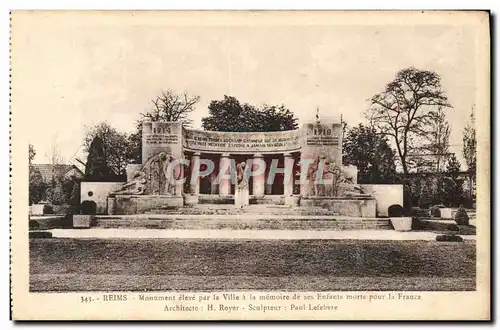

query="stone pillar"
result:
[219,153,231,196]
[252,153,266,197]
[190,152,201,195]
[210,170,217,194]
[284,153,295,196]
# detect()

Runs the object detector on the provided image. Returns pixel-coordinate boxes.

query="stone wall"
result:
[300,197,376,217]
[360,184,404,217]
[112,195,183,215]
[80,182,125,214]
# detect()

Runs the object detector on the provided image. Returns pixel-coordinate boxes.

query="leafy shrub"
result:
[445,223,460,234]
[436,234,463,242]
[418,184,433,209]
[50,178,67,205]
[418,196,432,209]
[52,204,78,215]
[430,205,445,217]
[28,220,40,230]
[388,204,406,217]
[29,168,48,205]
[411,207,429,218]
[29,231,53,239]
[42,204,53,214]
[454,206,469,226]
[458,225,476,235]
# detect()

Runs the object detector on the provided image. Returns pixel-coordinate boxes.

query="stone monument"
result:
[107,122,185,215]
[103,114,376,217]
[298,114,376,217]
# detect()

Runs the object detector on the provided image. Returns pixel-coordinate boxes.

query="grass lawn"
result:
[30,238,476,292]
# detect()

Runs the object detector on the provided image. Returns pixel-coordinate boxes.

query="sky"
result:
[12,12,478,168]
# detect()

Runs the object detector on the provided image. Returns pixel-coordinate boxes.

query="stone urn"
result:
[285,195,300,207]
[183,194,199,207]
[390,217,413,232]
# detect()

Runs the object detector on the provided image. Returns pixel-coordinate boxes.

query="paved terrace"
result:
[47,228,476,241]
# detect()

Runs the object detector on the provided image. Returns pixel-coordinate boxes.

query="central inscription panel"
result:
[183,129,301,153]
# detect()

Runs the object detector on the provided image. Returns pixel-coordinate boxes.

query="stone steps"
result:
[94,215,392,230]
[145,205,340,216]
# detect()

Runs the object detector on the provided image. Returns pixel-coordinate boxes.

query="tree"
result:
[84,136,115,181]
[127,128,142,164]
[446,153,461,175]
[444,153,464,206]
[433,154,464,206]
[365,67,452,176]
[29,144,36,164]
[62,176,80,209]
[84,122,131,178]
[29,168,47,205]
[49,134,64,165]
[49,176,66,205]
[418,106,451,173]
[141,89,200,127]
[202,95,298,132]
[462,109,476,181]
[342,124,398,184]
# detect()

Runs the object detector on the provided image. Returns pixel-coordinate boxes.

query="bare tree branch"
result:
[365,67,452,175]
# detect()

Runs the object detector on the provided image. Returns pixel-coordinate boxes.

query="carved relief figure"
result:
[150,152,167,194]
[322,162,366,197]
[113,151,178,196]
[306,157,320,196]
[323,162,342,196]
[113,170,147,195]
[162,153,180,195]
[304,157,368,198]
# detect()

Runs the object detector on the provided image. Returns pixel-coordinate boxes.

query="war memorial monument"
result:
[79,116,404,230]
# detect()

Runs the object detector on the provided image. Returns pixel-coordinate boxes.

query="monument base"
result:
[300,196,377,218]
[109,195,184,215]
[73,215,94,228]
[235,187,250,208]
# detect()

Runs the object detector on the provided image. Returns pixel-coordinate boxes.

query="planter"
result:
[285,195,300,207]
[440,208,453,219]
[390,217,412,232]
[183,194,199,207]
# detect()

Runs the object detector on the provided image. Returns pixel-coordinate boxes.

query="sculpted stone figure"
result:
[113,170,147,195]
[161,153,178,195]
[324,162,367,197]
[306,157,321,196]
[144,152,167,195]
[305,156,368,198]
[113,151,177,196]
[236,161,248,189]
[235,161,249,208]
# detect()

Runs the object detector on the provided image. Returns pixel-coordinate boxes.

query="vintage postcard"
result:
[10,10,490,320]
